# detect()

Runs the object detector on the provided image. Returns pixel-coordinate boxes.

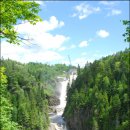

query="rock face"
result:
[47,95,60,106]
[65,108,92,130]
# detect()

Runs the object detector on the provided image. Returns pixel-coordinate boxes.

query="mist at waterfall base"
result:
[49,75,77,130]
[50,79,68,130]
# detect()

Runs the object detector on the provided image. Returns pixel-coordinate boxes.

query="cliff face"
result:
[65,108,93,130]
[47,95,60,106]
[64,49,129,130]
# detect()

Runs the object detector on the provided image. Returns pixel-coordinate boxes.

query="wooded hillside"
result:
[64,48,129,130]
[1,59,70,130]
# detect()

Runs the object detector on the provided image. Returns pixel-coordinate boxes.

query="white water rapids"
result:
[49,74,77,130]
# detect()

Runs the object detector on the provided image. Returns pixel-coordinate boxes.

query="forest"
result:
[0,0,129,130]
[64,48,129,130]
[1,59,70,130]
[1,49,129,130]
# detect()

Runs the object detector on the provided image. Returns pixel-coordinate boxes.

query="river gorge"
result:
[49,74,77,130]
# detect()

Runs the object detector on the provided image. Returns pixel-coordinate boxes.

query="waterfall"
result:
[56,79,68,115]
[49,74,77,130]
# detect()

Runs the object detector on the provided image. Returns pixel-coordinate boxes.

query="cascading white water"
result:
[49,74,77,130]
[56,79,68,115]
[49,78,68,130]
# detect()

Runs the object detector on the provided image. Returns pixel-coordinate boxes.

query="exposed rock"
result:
[65,107,93,130]
[48,123,60,130]
[47,95,60,106]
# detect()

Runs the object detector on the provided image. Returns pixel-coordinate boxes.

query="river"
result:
[49,74,77,130]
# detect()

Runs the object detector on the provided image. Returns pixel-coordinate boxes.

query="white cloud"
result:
[58,44,76,52]
[107,9,122,16]
[60,58,88,67]
[58,46,66,51]
[69,44,76,49]
[14,16,68,50]
[34,33,69,50]
[81,52,87,56]
[72,3,100,20]
[35,0,44,5]
[79,41,88,47]
[59,21,65,27]
[34,1,44,5]
[62,51,116,68]
[99,1,121,17]
[23,51,63,63]
[1,16,68,63]
[72,57,93,67]
[61,54,95,68]
[97,29,109,38]
[1,41,27,61]
[99,1,117,6]
[15,16,64,33]
[1,41,63,63]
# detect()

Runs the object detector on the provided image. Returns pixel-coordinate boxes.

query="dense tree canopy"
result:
[64,48,129,130]
[1,59,70,129]
[0,0,41,44]
[1,1,129,130]
[0,67,20,130]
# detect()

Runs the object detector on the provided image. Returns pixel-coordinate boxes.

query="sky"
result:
[1,0,129,67]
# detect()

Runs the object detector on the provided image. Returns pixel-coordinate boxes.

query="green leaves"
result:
[122,20,130,42]
[0,67,20,130]
[1,59,71,129]
[0,0,42,44]
[64,49,129,130]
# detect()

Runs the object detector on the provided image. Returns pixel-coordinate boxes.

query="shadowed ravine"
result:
[49,75,77,130]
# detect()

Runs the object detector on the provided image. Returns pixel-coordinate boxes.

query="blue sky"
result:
[2,1,129,67]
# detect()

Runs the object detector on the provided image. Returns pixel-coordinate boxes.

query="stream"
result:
[49,74,77,130]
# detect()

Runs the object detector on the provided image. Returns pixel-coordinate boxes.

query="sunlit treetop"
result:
[0,0,42,44]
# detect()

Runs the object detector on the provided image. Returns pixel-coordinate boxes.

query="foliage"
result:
[1,59,70,129]
[0,0,41,44]
[0,67,20,130]
[64,48,129,130]
[122,20,130,42]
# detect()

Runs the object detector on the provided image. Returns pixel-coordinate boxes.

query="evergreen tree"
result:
[0,67,20,130]
[64,49,129,130]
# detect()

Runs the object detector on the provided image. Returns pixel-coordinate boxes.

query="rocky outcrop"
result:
[47,95,60,106]
[65,107,93,130]
[48,123,60,130]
